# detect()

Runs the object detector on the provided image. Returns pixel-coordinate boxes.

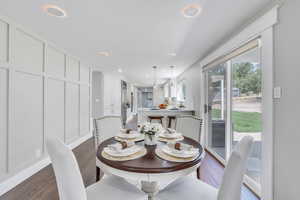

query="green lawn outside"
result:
[211,109,262,132]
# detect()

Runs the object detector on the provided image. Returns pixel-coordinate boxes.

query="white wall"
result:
[273,1,300,200]
[176,64,202,116]
[0,15,91,184]
[102,72,122,116]
[153,86,164,106]
[91,71,122,117]
[176,3,300,199]
[92,71,104,118]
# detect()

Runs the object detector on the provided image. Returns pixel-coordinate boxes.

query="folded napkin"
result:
[108,141,135,152]
[167,142,193,151]
[120,128,133,134]
[166,128,176,134]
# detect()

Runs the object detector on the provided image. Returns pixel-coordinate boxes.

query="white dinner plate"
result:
[103,145,142,157]
[117,131,141,139]
[158,132,182,139]
[161,145,199,158]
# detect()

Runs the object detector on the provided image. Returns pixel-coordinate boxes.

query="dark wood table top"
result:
[97,136,203,174]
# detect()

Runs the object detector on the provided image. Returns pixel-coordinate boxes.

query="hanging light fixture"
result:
[152,66,158,88]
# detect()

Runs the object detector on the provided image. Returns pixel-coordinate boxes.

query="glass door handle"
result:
[204,104,212,114]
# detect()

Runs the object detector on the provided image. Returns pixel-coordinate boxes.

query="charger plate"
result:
[101,147,147,161]
[155,148,199,163]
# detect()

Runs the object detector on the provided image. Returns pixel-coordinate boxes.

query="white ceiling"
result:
[0,0,272,85]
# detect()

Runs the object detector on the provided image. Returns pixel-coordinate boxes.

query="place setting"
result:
[157,128,184,143]
[114,128,145,142]
[101,122,200,163]
[101,140,147,161]
[155,141,200,162]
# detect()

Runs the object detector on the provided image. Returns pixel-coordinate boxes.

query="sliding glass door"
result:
[204,40,262,191]
[206,64,227,160]
[231,47,262,184]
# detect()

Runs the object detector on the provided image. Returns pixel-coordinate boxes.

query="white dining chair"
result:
[157,136,254,200]
[175,115,203,142]
[125,113,138,130]
[94,115,122,145]
[46,138,146,200]
[93,115,122,180]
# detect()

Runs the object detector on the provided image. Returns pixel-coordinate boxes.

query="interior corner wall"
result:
[273,1,300,200]
[176,63,202,116]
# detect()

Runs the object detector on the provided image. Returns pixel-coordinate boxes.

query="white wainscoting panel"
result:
[80,85,90,135]
[12,29,43,73]
[0,69,8,179]
[65,83,79,143]
[0,13,91,192]
[9,72,43,173]
[0,20,8,63]
[45,78,65,142]
[66,57,79,81]
[45,46,65,78]
[80,66,89,83]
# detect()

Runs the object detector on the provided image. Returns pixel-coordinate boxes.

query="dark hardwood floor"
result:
[0,137,96,200]
[199,151,260,200]
[0,138,259,200]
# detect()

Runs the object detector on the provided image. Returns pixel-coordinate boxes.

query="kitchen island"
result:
[138,108,195,127]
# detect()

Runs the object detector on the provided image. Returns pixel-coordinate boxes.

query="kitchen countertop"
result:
[139,108,195,112]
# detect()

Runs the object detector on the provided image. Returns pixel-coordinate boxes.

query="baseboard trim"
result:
[0,133,93,196]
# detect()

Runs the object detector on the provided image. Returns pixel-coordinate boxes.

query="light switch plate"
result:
[274,87,282,99]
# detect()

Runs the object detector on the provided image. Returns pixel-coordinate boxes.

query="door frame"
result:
[200,6,278,199]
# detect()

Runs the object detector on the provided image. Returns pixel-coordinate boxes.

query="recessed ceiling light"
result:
[181,4,202,18]
[42,4,67,18]
[168,53,177,56]
[97,51,110,57]
[118,68,123,73]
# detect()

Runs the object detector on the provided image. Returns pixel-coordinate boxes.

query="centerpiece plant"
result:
[140,122,162,145]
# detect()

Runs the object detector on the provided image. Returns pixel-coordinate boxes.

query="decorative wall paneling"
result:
[0,14,91,194]
[0,69,8,179]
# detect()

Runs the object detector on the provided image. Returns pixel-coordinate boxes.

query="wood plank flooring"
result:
[0,138,259,200]
[199,151,260,200]
[0,137,96,200]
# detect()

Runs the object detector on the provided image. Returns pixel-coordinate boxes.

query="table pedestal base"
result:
[141,181,159,200]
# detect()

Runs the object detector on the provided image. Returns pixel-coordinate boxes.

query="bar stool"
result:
[167,116,176,128]
[148,116,164,124]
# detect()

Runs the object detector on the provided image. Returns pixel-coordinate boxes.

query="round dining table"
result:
[97,136,204,200]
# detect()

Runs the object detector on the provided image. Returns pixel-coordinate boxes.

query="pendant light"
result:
[152,66,158,88]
